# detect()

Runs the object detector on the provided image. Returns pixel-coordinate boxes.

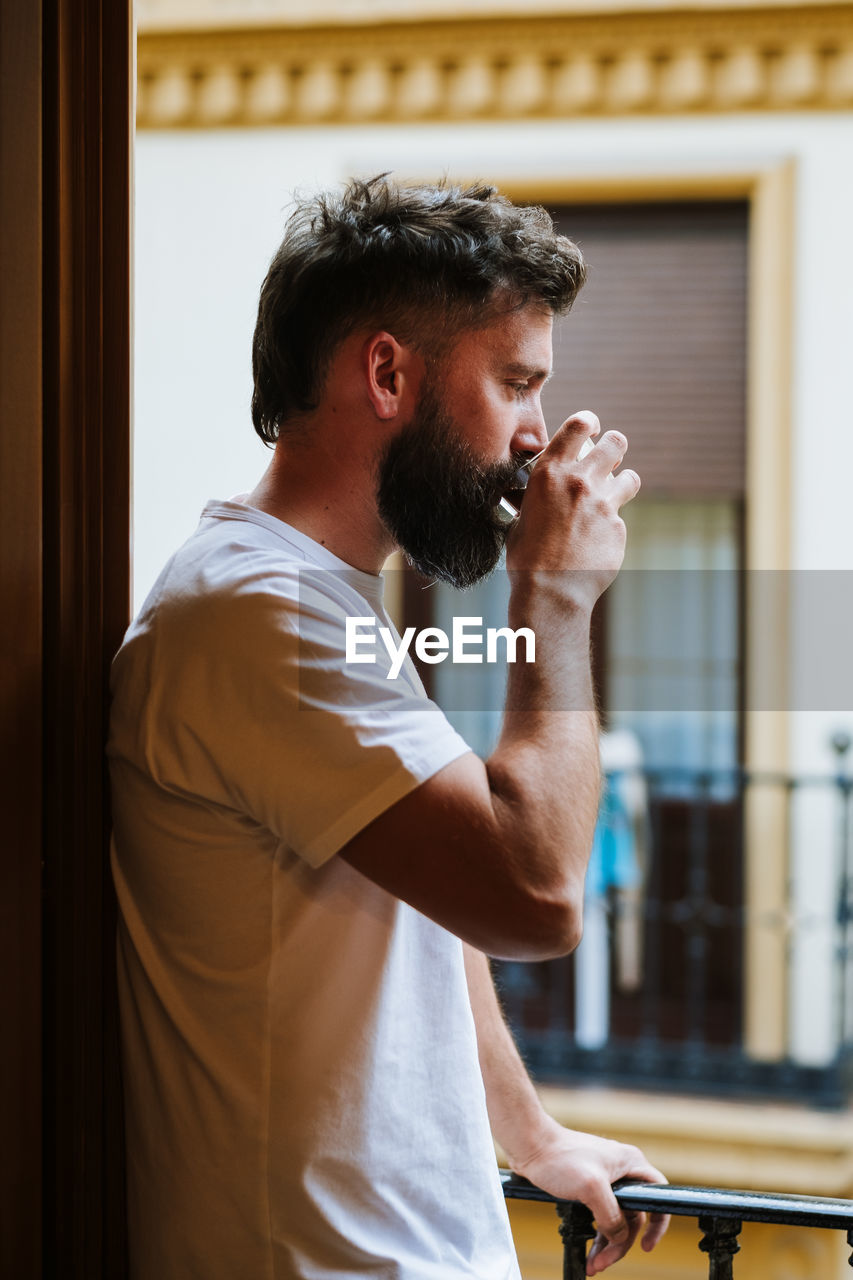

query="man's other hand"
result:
[509,1118,669,1275]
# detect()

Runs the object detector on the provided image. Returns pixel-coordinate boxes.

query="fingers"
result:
[505,410,638,590]
[580,431,638,501]
[641,1211,671,1252]
[611,467,641,508]
[622,1162,670,1254]
[585,1213,644,1275]
[583,1156,669,1272]
[547,412,622,471]
[585,440,640,513]
[579,1183,631,1263]
[545,410,601,461]
[539,413,638,495]
[583,429,627,473]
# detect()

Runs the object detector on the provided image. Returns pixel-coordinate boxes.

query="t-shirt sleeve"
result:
[144,565,472,868]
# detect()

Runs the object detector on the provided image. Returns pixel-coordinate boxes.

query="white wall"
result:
[134,131,346,608]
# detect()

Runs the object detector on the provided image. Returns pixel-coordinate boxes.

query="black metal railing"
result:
[495,754,853,1106]
[501,1171,853,1278]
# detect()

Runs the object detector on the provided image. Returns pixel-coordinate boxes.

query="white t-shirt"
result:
[108,499,521,1280]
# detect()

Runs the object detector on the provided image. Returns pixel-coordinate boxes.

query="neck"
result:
[246,434,394,575]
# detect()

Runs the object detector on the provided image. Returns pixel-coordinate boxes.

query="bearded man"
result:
[108,175,668,1280]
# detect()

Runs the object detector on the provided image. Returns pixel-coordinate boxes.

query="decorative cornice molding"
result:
[135,0,853,31]
[136,6,853,127]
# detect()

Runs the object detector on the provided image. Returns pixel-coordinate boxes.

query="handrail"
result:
[501,1171,853,1276]
[502,1171,853,1228]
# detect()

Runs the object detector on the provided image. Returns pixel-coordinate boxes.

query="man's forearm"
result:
[484,590,601,927]
[480,413,634,930]
[463,942,560,1169]
[465,942,671,1275]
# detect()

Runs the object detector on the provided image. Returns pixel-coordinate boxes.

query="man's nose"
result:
[512,399,549,457]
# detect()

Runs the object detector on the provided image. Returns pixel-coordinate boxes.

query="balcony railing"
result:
[495,757,853,1107]
[501,1171,853,1278]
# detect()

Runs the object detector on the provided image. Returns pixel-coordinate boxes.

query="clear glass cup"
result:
[499,437,595,520]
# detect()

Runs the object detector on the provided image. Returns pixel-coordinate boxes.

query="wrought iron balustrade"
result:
[501,1171,853,1278]
[495,756,853,1107]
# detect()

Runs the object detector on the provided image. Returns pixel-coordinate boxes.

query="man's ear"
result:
[362,331,420,420]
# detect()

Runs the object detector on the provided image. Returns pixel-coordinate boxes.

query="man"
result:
[109,175,667,1279]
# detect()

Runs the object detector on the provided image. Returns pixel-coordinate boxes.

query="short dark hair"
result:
[251,174,586,444]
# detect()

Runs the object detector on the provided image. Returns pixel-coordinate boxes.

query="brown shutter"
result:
[541,201,748,498]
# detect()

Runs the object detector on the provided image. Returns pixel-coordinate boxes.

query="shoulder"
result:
[114,512,384,702]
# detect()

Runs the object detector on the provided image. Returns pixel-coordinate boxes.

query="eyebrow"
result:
[503,362,553,382]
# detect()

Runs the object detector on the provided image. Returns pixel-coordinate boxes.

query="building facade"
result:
[135,2,853,1273]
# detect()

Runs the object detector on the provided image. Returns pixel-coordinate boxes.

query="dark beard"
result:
[376,378,521,589]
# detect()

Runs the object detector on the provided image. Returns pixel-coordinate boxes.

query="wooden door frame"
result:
[1,3,46,1273]
[1,1,133,1275]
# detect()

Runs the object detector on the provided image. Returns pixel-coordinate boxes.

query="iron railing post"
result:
[555,1200,596,1280]
[698,1216,741,1279]
[832,733,853,1052]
